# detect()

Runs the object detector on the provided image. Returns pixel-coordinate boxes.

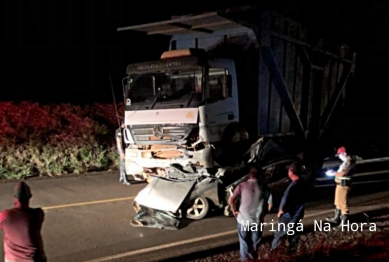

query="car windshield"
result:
[128,67,203,107]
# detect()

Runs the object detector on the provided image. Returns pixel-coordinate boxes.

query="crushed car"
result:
[130,138,305,230]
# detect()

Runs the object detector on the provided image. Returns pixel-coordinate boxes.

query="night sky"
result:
[1,0,389,146]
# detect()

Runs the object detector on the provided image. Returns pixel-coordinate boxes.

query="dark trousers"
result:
[271,212,304,251]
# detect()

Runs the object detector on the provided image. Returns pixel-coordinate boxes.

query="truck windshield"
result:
[128,67,203,106]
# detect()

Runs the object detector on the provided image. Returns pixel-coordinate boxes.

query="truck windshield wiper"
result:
[186,92,195,107]
[151,88,162,109]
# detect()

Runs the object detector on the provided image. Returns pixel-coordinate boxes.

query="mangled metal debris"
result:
[130,138,302,230]
[130,204,181,230]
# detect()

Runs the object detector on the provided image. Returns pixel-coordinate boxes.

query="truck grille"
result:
[129,124,193,144]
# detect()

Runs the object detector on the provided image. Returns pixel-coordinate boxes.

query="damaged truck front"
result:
[122,48,230,177]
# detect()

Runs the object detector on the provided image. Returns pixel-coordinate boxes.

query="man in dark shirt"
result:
[270,162,308,253]
[0,182,47,262]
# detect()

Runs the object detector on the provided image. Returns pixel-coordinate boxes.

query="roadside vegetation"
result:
[0,101,124,180]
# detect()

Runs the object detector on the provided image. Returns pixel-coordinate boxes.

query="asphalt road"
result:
[0,172,389,262]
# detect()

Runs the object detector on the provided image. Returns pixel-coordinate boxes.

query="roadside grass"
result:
[0,101,124,179]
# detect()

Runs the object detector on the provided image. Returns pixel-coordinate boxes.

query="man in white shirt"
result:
[229,164,273,262]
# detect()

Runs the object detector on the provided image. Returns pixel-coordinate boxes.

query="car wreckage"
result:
[130,138,306,230]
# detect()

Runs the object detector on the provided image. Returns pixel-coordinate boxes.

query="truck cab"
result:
[123,48,244,176]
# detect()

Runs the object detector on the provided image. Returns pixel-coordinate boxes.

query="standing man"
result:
[270,162,308,253]
[0,182,47,262]
[116,122,143,185]
[116,121,131,185]
[229,164,273,262]
[325,146,356,229]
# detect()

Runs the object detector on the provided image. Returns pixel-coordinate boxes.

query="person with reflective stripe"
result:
[325,146,356,229]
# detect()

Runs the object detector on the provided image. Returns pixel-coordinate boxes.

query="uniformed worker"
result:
[325,146,356,229]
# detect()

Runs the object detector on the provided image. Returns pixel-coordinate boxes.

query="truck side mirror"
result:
[123,128,134,143]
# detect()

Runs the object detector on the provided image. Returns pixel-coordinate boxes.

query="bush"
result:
[0,101,124,179]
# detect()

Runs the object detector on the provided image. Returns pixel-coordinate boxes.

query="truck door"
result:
[199,61,238,142]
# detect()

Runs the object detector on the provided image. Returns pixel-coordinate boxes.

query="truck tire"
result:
[216,123,250,166]
[222,123,249,144]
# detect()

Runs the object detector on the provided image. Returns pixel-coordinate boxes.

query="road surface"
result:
[0,171,388,262]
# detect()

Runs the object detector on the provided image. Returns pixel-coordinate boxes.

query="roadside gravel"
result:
[184,213,389,262]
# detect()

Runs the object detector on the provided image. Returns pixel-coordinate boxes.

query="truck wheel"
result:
[222,123,249,144]
[186,197,209,220]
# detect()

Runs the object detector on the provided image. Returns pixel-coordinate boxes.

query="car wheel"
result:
[186,197,209,220]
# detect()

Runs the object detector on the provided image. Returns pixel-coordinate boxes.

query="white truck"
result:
[117,6,356,181]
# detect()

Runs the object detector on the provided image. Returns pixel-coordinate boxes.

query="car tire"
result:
[186,197,209,220]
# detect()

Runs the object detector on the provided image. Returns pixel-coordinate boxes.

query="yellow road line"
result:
[42,196,135,210]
